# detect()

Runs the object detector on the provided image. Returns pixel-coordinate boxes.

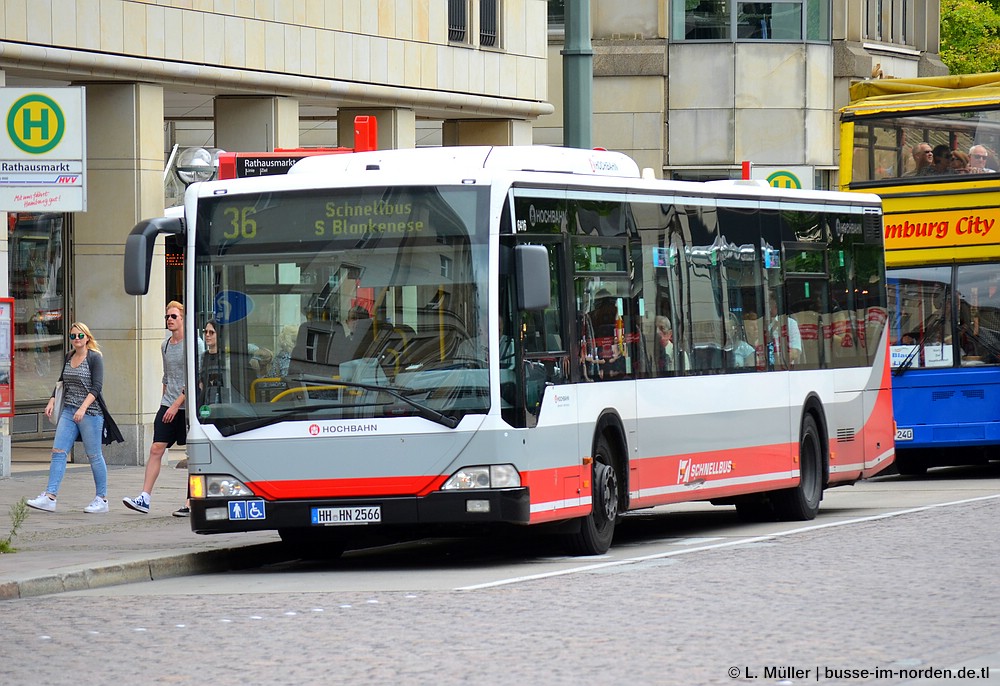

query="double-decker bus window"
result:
[956,264,1000,366]
[887,266,953,370]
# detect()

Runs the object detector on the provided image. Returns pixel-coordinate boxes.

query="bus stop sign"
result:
[214,290,254,325]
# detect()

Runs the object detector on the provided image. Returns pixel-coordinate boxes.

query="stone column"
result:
[214,96,299,152]
[442,119,533,147]
[75,83,166,466]
[338,108,416,150]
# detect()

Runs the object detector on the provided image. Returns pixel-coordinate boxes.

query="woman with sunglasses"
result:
[198,319,223,406]
[27,323,112,513]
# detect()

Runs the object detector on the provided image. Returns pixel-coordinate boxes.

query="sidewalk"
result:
[0,446,282,600]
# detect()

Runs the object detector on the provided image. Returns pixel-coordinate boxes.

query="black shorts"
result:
[153,405,187,447]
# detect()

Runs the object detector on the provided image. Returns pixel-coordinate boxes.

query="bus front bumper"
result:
[189,487,531,535]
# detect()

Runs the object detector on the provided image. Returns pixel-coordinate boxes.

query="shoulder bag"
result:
[49,351,73,426]
[49,381,65,426]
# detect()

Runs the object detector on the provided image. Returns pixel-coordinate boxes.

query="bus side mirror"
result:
[124,216,184,295]
[515,244,550,311]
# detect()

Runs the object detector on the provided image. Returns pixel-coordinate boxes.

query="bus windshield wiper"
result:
[894,338,922,376]
[218,376,460,436]
[894,314,941,377]
[219,403,351,436]
[311,377,461,429]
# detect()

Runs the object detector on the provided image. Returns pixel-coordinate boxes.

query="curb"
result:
[0,542,286,601]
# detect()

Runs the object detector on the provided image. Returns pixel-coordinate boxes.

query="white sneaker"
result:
[84,496,109,514]
[27,493,56,512]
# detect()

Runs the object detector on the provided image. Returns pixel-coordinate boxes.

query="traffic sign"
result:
[214,290,254,325]
[750,165,814,191]
[0,87,87,211]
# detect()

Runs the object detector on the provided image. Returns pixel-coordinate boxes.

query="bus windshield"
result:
[891,263,1000,370]
[192,185,490,433]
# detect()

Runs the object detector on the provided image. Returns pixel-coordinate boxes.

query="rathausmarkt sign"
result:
[0,87,86,212]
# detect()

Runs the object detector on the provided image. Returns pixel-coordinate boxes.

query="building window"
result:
[449,0,469,43]
[451,0,501,48]
[9,212,67,410]
[864,0,909,46]
[481,0,500,48]
[672,0,830,42]
[548,0,564,30]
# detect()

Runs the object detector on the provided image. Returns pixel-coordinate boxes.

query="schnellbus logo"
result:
[6,93,66,154]
[766,170,802,189]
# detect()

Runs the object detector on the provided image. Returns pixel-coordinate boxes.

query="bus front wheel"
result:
[278,528,348,560]
[565,435,619,556]
[770,414,823,520]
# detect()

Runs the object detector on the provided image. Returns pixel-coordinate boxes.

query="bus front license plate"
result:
[312,506,381,526]
[895,428,914,441]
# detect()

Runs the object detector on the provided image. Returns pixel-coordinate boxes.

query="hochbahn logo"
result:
[308,422,379,436]
[6,93,65,154]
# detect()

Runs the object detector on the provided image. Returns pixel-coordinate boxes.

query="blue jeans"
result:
[45,406,108,498]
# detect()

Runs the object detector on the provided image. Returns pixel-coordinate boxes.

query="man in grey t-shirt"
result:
[123,300,203,515]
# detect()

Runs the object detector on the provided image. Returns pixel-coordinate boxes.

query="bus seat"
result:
[288,320,341,377]
[795,310,821,369]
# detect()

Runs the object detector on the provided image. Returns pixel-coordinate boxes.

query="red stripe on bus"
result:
[628,442,796,509]
[245,475,448,500]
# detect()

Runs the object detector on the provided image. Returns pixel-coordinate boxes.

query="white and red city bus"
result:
[124,145,895,556]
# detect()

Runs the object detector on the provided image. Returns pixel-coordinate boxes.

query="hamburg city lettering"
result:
[884,209,998,250]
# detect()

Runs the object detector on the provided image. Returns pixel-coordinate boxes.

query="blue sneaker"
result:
[122,493,150,514]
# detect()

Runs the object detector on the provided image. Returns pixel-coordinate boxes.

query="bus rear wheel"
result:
[770,414,823,520]
[894,451,929,476]
[565,435,619,556]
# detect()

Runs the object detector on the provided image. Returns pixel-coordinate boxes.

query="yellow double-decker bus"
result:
[840,73,1000,475]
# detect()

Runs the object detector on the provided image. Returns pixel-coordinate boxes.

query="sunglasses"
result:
[165,313,180,320]
[69,333,86,340]
[971,153,988,159]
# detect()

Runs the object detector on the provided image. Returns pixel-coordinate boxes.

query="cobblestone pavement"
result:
[1,497,997,685]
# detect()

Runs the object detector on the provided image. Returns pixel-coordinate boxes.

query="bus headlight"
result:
[441,464,520,490]
[204,475,255,498]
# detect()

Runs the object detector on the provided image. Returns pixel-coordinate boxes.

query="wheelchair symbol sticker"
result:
[228,500,266,520]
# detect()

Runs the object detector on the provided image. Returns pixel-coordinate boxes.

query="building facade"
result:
[0,0,551,470]
[537,0,946,188]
